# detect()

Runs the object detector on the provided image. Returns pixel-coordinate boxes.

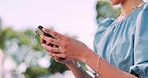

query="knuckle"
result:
[53,32,58,37]
[50,48,54,52]
[48,38,52,42]
[65,37,70,42]
[63,43,68,48]
[50,39,54,42]
[63,55,67,58]
[62,49,66,53]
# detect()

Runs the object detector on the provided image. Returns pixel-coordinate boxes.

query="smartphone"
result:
[35,26,65,60]
[35,25,55,39]
[35,25,56,47]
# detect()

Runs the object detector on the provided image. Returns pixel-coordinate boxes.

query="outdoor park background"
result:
[0,0,147,78]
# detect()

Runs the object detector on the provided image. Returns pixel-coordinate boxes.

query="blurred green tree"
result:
[96,0,121,24]
[0,27,70,78]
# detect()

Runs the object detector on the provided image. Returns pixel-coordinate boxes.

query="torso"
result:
[95,6,143,72]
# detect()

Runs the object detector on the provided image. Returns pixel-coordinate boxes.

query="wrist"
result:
[65,60,76,67]
[80,48,97,64]
[66,61,81,68]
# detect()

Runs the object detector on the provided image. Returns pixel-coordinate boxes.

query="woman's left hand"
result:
[41,28,91,61]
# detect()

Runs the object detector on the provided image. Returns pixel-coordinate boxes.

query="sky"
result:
[0,0,98,49]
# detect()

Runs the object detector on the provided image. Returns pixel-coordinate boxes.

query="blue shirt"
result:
[94,3,148,78]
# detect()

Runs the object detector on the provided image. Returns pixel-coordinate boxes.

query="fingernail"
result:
[42,44,45,47]
[42,28,46,31]
[40,35,43,38]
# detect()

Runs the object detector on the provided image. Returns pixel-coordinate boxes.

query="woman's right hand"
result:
[40,38,75,65]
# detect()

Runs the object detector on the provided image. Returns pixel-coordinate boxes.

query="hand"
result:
[51,56,75,65]
[41,38,75,65]
[40,28,91,62]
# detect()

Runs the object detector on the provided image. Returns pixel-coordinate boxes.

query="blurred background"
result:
[0,0,146,78]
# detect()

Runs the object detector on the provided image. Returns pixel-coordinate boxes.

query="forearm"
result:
[66,61,92,78]
[81,48,138,78]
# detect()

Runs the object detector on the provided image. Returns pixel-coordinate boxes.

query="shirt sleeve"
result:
[93,18,115,52]
[129,4,148,78]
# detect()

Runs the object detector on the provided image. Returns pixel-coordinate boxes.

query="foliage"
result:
[49,58,69,74]
[24,66,49,78]
[0,28,42,51]
[96,0,121,23]
[0,27,69,78]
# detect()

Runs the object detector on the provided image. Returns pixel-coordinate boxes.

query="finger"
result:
[45,41,58,47]
[54,57,63,63]
[42,44,62,53]
[45,41,54,47]
[47,52,54,57]
[50,54,66,63]
[50,53,66,59]
[41,35,61,46]
[47,52,57,59]
[47,52,52,56]
[42,28,64,40]
[48,53,61,61]
[40,38,46,44]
